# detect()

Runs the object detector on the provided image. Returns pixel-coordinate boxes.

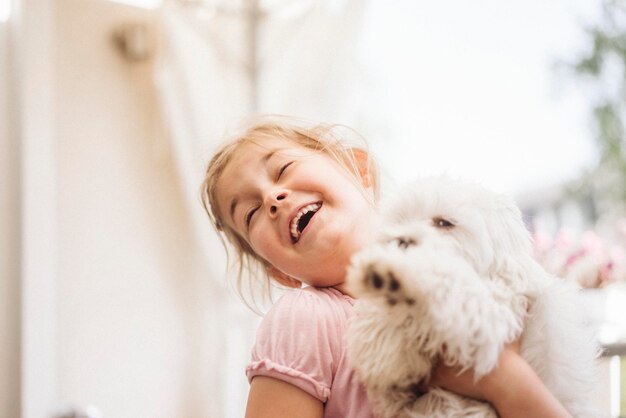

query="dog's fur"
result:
[346,178,599,418]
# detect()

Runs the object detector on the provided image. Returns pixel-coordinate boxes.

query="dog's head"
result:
[346,178,535,384]
[376,177,534,283]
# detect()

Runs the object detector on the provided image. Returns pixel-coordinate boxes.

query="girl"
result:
[201,116,573,418]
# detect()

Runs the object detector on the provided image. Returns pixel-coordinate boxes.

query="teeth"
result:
[290,202,322,242]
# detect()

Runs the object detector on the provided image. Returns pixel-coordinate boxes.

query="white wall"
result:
[2,1,257,415]
[53,0,229,416]
[0,20,21,418]
[17,0,59,415]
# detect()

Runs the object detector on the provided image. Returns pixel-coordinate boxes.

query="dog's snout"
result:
[394,236,417,249]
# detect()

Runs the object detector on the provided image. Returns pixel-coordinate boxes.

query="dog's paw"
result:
[347,246,418,307]
[363,266,416,307]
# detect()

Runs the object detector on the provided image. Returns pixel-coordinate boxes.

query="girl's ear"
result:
[267,266,302,288]
[351,148,373,188]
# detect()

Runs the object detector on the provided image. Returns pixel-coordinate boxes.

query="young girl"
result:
[201,116,573,418]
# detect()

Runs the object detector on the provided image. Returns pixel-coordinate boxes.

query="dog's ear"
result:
[489,252,538,320]
[488,195,532,258]
[487,195,540,294]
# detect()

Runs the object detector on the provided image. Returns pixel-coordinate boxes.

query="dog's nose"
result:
[394,237,417,249]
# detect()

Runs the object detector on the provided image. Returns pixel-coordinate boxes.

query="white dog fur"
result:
[346,177,599,418]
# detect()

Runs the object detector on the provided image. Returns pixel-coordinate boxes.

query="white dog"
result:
[346,178,599,418]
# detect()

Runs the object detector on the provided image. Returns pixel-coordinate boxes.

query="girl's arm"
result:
[428,342,573,418]
[245,376,324,418]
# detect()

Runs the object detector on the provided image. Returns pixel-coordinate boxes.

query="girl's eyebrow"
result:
[262,147,287,164]
[262,150,277,164]
[229,197,239,224]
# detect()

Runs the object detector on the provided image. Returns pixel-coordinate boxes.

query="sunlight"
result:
[107,0,161,9]
[360,0,599,196]
[0,0,11,22]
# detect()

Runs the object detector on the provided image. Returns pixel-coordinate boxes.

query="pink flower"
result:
[532,223,626,288]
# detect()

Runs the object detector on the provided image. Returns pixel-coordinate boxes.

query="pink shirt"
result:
[246,286,374,418]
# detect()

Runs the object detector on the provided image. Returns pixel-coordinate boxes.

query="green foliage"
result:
[574,0,626,202]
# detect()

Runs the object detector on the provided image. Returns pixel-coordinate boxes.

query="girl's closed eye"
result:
[277,161,293,180]
[245,206,259,227]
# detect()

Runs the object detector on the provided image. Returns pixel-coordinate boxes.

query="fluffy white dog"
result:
[346,178,599,418]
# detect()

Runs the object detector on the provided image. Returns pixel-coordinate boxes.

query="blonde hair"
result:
[200,115,379,312]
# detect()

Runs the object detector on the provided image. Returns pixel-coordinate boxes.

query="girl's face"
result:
[216,138,377,289]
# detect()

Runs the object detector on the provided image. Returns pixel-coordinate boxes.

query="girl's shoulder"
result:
[246,287,353,402]
[248,286,355,401]
[266,286,354,324]
[277,285,354,305]
[255,286,355,347]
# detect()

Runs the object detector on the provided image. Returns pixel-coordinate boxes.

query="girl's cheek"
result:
[249,225,273,256]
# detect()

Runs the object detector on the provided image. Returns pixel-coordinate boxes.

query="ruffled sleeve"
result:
[245,287,348,402]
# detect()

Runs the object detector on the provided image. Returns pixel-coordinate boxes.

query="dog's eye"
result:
[433,217,455,229]
[393,237,416,249]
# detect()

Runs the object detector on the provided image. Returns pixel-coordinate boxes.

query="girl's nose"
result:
[268,191,288,216]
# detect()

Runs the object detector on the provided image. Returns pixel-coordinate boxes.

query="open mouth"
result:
[290,202,322,243]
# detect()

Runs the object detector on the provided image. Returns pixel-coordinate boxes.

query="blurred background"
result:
[1,0,626,417]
